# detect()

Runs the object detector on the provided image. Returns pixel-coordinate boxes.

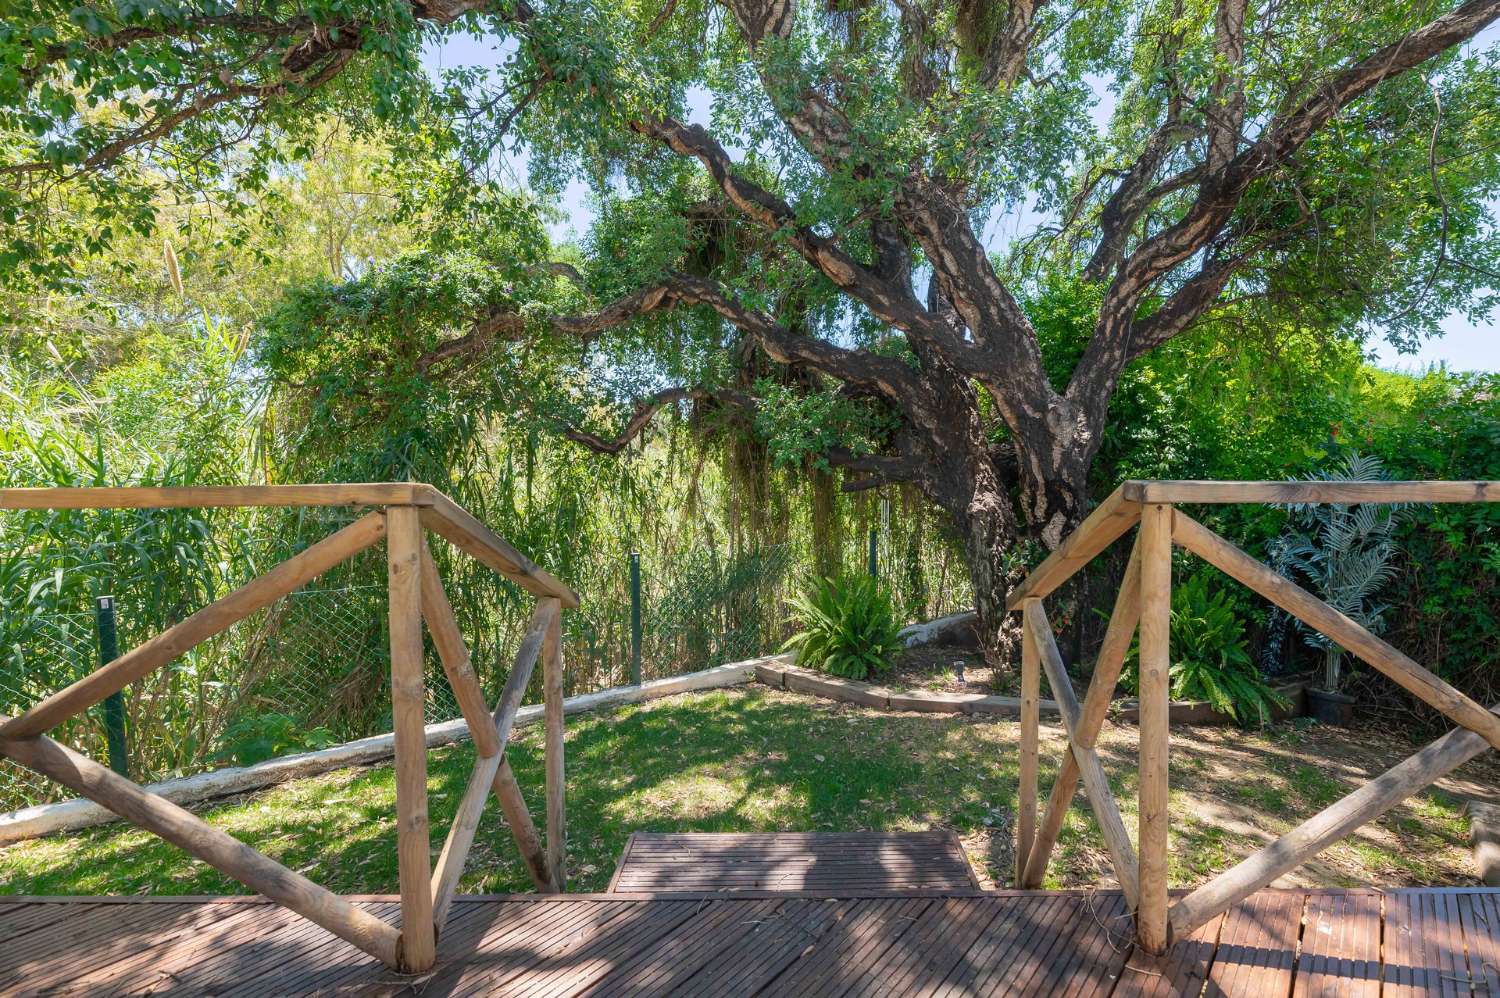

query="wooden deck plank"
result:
[610,831,977,894]
[1457,892,1500,998]
[500,900,702,998]
[834,896,1001,997]
[1109,907,1224,998]
[582,897,784,996]
[669,897,851,996]
[1204,889,1304,997]
[49,899,287,994]
[5,887,1499,995]
[436,899,634,997]
[759,897,930,997]
[936,894,1073,997]
[1292,890,1380,998]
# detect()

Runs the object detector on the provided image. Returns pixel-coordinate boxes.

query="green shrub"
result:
[212,713,339,767]
[782,576,904,681]
[1123,573,1289,726]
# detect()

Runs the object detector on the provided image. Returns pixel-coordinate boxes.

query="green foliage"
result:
[1349,370,1500,713]
[212,713,338,768]
[782,575,904,681]
[1267,453,1404,691]
[1123,572,1289,727]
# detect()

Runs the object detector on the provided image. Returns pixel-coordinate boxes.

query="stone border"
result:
[0,656,784,845]
[754,658,1060,717]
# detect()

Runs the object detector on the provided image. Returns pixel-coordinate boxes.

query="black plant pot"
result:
[1307,687,1356,727]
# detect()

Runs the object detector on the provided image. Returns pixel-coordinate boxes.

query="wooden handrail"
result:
[0,483,436,509]
[420,492,580,607]
[0,512,389,739]
[1006,486,1140,610]
[0,482,580,606]
[1173,511,1500,751]
[1123,479,1499,504]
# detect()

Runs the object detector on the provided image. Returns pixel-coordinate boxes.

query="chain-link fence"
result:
[0,581,476,812]
[1,542,805,814]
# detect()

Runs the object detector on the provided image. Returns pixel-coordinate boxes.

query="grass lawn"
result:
[1,685,1492,896]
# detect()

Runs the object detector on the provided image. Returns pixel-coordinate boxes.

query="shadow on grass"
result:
[0,687,1021,897]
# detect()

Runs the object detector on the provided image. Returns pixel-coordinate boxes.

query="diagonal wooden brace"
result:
[1173,511,1500,751]
[1022,537,1141,893]
[0,727,403,970]
[1023,602,1141,910]
[1169,701,1500,937]
[420,541,500,759]
[429,598,558,929]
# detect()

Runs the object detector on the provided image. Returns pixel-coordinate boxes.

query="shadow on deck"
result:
[3,887,1496,996]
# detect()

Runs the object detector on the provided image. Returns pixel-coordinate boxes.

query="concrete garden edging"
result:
[0,655,783,845]
[1111,677,1312,726]
[759,658,1314,728]
[754,658,1061,717]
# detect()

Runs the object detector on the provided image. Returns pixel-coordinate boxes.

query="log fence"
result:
[0,484,578,974]
[1010,479,1500,954]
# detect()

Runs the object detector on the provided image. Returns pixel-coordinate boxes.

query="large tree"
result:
[6,0,1500,654]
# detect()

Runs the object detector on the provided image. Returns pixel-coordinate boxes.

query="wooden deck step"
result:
[606,830,981,893]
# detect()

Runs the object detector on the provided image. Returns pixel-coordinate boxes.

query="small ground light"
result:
[953,660,966,684]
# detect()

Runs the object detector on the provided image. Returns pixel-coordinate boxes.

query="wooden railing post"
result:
[1016,599,1040,885]
[386,505,435,971]
[543,598,567,892]
[1136,502,1173,953]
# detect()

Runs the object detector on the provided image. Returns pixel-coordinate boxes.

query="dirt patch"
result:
[887,646,1019,696]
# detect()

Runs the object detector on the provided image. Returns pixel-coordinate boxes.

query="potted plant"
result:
[1266,453,1404,726]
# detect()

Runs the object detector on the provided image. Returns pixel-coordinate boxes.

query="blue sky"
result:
[423,25,1497,373]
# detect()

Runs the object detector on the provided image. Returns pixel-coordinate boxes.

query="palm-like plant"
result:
[782,575,904,681]
[1266,452,1405,691]
[1122,573,1289,726]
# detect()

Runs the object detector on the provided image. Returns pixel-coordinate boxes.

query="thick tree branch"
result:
[1073,0,1500,409]
[632,116,932,335]
[421,271,922,399]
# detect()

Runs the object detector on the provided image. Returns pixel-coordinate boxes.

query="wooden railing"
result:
[0,484,578,973]
[1010,479,1500,954]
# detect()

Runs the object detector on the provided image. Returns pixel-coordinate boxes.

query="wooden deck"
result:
[607,831,981,893]
[2,888,1496,995]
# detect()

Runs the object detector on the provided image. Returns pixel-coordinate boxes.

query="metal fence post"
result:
[629,552,642,686]
[95,595,129,777]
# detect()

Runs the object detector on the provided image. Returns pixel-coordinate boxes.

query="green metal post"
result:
[629,552,642,686]
[95,595,129,777]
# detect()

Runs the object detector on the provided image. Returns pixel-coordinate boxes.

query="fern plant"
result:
[1123,573,1290,726]
[782,575,904,681]
[1266,452,1405,691]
